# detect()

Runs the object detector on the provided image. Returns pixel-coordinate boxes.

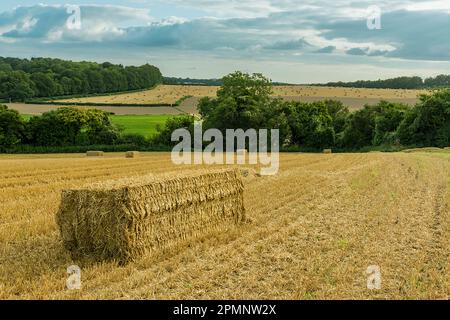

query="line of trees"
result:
[321,75,450,90]
[0,104,164,153]
[1,72,449,153]
[193,72,449,150]
[0,57,163,101]
[163,77,223,86]
[0,106,118,150]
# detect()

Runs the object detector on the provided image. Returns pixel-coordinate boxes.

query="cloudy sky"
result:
[0,1,449,83]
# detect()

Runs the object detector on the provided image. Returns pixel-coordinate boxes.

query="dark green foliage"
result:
[339,102,410,149]
[118,133,149,146]
[0,105,26,150]
[196,72,336,150]
[397,90,450,147]
[27,107,120,146]
[199,72,272,131]
[281,101,335,149]
[0,57,162,101]
[322,100,349,135]
[173,72,448,151]
[153,115,196,146]
[324,76,424,89]
[30,72,59,97]
[322,74,450,90]
[373,102,409,146]
[164,77,223,86]
[424,75,450,88]
[0,70,35,100]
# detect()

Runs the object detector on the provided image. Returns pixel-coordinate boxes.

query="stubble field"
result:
[56,85,427,110]
[0,151,448,299]
[7,85,428,117]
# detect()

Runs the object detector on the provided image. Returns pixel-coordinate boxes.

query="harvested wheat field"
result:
[56,85,218,105]
[0,151,449,299]
[56,85,427,108]
[6,103,182,116]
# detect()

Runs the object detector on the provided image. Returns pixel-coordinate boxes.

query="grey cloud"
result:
[346,48,368,56]
[319,9,450,60]
[0,5,68,38]
[316,46,335,53]
[0,5,151,40]
[1,4,450,61]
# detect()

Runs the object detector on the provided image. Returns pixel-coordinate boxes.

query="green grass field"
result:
[22,114,171,138]
[110,115,171,137]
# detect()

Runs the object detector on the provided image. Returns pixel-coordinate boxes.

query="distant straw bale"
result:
[126,151,140,158]
[86,151,104,157]
[56,169,245,263]
[403,147,442,153]
[323,149,332,154]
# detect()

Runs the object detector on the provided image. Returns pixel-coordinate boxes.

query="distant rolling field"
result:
[54,84,427,111]
[7,85,428,117]
[7,103,182,116]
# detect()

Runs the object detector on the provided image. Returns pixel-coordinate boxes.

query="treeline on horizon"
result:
[319,75,450,90]
[0,57,163,101]
[163,76,289,86]
[163,77,223,86]
[1,72,448,154]
[163,74,450,90]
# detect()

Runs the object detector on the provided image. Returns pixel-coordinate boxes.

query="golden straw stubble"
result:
[86,151,104,157]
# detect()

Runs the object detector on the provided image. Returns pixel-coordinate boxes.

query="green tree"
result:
[198,72,272,131]
[0,105,26,150]
[284,101,335,149]
[0,57,162,99]
[30,72,58,97]
[397,90,450,147]
[339,105,379,149]
[322,100,350,134]
[153,115,195,147]
[84,109,121,144]
[373,102,409,145]
[0,71,35,101]
[27,107,120,146]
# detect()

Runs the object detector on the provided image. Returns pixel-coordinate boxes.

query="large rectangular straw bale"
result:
[56,169,245,263]
[323,149,332,154]
[86,151,104,157]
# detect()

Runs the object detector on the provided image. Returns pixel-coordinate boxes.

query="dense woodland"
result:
[163,76,288,86]
[164,75,450,89]
[0,57,162,101]
[321,75,450,89]
[163,77,223,86]
[1,72,448,153]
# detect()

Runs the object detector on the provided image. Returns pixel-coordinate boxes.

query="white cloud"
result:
[0,4,153,42]
[0,1,449,78]
[406,0,450,12]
